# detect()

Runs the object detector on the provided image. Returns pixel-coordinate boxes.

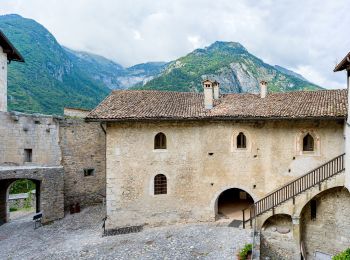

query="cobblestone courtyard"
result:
[0,206,251,259]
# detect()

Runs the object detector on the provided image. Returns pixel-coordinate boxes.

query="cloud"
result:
[0,0,349,88]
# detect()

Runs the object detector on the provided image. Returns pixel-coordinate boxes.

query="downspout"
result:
[100,121,107,234]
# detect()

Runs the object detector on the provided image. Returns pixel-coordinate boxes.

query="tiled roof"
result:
[86,89,347,121]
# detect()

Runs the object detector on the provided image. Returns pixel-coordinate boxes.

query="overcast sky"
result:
[1,0,349,88]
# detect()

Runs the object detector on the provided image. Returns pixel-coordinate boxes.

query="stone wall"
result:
[0,166,64,224]
[63,107,91,118]
[261,214,299,259]
[300,187,350,259]
[105,119,345,229]
[59,119,106,209]
[0,111,61,166]
[0,46,7,112]
[8,191,36,209]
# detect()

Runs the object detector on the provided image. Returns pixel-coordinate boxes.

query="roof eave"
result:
[85,115,346,123]
[334,52,350,72]
[0,30,25,62]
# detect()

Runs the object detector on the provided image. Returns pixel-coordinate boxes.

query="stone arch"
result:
[262,213,293,230]
[0,167,64,225]
[211,186,257,220]
[3,178,41,222]
[295,130,320,156]
[299,186,350,259]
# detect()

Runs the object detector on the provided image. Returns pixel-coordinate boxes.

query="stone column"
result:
[0,46,8,112]
[292,216,302,260]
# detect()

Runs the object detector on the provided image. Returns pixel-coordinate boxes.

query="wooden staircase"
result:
[242,153,345,228]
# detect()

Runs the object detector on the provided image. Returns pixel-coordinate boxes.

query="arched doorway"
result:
[7,179,40,222]
[216,188,254,220]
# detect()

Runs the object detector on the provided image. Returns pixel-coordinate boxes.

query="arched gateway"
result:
[0,166,64,225]
[214,187,255,221]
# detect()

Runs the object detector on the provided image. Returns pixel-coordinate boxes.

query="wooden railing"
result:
[242,153,345,228]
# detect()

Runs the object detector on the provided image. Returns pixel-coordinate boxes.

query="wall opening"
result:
[0,179,40,225]
[24,149,32,163]
[216,188,254,220]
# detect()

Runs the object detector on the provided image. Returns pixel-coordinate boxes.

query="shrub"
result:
[9,207,18,212]
[333,248,350,260]
[239,243,252,259]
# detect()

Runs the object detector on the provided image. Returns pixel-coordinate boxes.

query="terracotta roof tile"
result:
[86,89,347,121]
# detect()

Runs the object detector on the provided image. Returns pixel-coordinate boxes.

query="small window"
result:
[154,132,167,149]
[24,149,32,162]
[154,174,167,195]
[310,199,317,220]
[84,168,95,177]
[237,132,247,148]
[303,133,314,151]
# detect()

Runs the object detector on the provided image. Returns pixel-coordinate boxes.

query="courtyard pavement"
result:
[0,205,251,259]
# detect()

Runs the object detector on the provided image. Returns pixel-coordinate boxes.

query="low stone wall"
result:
[0,166,64,224]
[8,191,36,209]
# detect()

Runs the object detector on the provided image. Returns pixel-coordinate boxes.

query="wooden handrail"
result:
[242,153,345,228]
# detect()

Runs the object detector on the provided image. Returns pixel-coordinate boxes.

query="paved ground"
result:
[0,205,251,260]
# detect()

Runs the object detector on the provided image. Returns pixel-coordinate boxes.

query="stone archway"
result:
[300,186,350,259]
[0,166,64,225]
[5,179,40,222]
[215,188,254,220]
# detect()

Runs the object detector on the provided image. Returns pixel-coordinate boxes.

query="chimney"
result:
[0,46,7,112]
[203,79,213,109]
[259,80,268,98]
[213,81,220,99]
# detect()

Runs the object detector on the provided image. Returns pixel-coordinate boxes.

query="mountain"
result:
[0,15,321,114]
[137,41,321,93]
[0,14,165,114]
[0,14,112,115]
[65,48,167,90]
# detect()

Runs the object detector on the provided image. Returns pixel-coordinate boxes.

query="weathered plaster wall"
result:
[105,119,345,228]
[0,46,7,112]
[59,119,106,209]
[300,187,350,259]
[0,112,61,166]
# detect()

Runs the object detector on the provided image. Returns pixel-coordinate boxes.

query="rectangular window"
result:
[84,168,95,177]
[24,149,32,162]
[311,199,317,220]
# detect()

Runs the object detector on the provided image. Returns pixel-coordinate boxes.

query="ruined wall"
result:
[0,112,61,166]
[301,187,350,259]
[59,119,106,209]
[0,46,7,112]
[105,119,345,229]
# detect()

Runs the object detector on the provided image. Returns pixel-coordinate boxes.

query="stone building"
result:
[0,31,106,224]
[87,68,350,258]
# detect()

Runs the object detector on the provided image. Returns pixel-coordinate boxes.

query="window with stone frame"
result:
[303,133,314,152]
[154,132,167,149]
[154,174,167,195]
[236,132,247,149]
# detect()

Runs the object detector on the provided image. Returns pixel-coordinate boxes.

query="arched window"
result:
[303,133,314,151]
[237,132,247,148]
[154,174,167,195]
[154,132,166,149]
